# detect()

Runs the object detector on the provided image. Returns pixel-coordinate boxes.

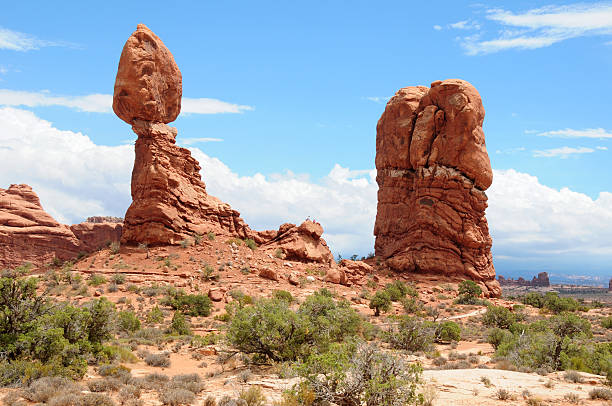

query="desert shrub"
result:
[434,321,461,343]
[590,387,612,400]
[563,370,583,383]
[402,297,422,314]
[164,291,212,317]
[147,306,164,324]
[107,283,118,293]
[87,377,121,392]
[601,316,612,329]
[111,274,126,285]
[109,241,120,254]
[228,298,310,362]
[168,373,205,394]
[369,290,391,316]
[486,327,513,349]
[272,290,294,303]
[455,280,482,304]
[145,352,171,368]
[384,280,409,301]
[159,388,196,405]
[117,311,141,333]
[203,396,217,406]
[239,386,266,406]
[521,292,545,308]
[168,312,191,336]
[421,384,438,406]
[88,274,107,287]
[482,305,518,329]
[244,239,257,250]
[496,388,511,400]
[383,316,435,352]
[542,292,580,314]
[22,377,82,403]
[296,341,422,406]
[563,393,581,404]
[119,384,141,400]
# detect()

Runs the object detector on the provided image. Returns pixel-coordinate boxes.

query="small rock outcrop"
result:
[114,25,256,246]
[0,184,122,269]
[498,272,550,287]
[374,79,500,297]
[261,220,334,265]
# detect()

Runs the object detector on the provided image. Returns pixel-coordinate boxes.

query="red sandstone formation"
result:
[113,24,182,125]
[374,79,500,297]
[260,220,334,265]
[114,25,334,265]
[0,184,122,269]
[498,272,550,287]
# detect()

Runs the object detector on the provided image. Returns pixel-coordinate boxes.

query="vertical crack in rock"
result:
[374,79,500,297]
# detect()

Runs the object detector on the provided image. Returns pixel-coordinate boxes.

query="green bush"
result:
[542,292,580,314]
[147,306,164,324]
[164,291,212,317]
[482,305,519,329]
[369,290,391,316]
[521,292,545,308]
[435,321,461,343]
[402,297,422,314]
[601,317,612,329]
[455,280,482,304]
[383,316,435,352]
[88,274,107,287]
[168,312,191,336]
[111,274,126,285]
[117,311,141,334]
[486,327,513,349]
[272,290,294,303]
[296,341,423,406]
[384,281,411,301]
[244,238,257,250]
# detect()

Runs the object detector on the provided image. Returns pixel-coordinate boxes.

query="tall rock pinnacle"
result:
[374,79,500,297]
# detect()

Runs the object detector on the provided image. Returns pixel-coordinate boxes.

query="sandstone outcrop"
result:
[113,24,182,125]
[374,79,500,297]
[498,272,550,287]
[261,220,334,265]
[0,184,122,269]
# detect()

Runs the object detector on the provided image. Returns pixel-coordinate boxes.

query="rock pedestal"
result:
[374,79,500,297]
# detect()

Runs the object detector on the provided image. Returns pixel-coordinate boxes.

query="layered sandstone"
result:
[498,272,550,287]
[374,79,500,297]
[0,184,122,269]
[120,120,254,245]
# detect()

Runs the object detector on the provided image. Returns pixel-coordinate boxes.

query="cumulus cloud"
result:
[536,127,612,139]
[2,106,612,271]
[364,96,391,104]
[533,146,595,158]
[178,137,223,145]
[456,4,612,55]
[0,89,253,115]
[0,27,73,51]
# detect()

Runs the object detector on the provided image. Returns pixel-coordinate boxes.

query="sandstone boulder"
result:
[70,221,122,252]
[258,268,279,281]
[374,79,500,297]
[325,268,348,285]
[260,220,333,264]
[113,24,182,125]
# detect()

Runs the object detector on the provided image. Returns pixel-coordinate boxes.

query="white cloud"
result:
[536,127,612,139]
[3,106,612,268]
[459,4,612,54]
[0,89,253,115]
[364,96,390,104]
[533,146,595,158]
[178,137,223,145]
[495,147,525,155]
[449,20,481,30]
[597,146,608,150]
[0,27,71,51]
[488,169,612,258]
[433,25,443,31]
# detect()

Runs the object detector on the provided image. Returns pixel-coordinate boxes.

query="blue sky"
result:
[1,1,612,281]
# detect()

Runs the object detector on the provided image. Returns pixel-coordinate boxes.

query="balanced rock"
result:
[374,79,500,297]
[0,184,122,268]
[113,24,182,125]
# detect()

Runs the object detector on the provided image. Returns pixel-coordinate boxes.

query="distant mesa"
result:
[0,184,122,269]
[374,79,500,297]
[498,272,550,288]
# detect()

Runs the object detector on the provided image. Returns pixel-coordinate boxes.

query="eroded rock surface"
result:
[121,121,255,245]
[113,24,182,125]
[0,185,122,268]
[374,79,500,297]
[261,220,334,265]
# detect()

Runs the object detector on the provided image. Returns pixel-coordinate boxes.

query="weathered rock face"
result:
[261,220,334,264]
[0,185,122,269]
[121,120,254,245]
[374,79,500,297]
[113,24,182,125]
[498,272,550,287]
[70,221,123,252]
